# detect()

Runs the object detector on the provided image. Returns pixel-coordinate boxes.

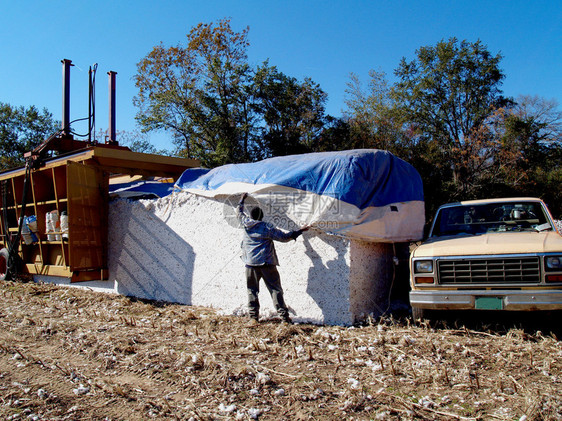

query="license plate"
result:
[475,297,503,310]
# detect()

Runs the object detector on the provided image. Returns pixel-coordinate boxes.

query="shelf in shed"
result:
[0,144,199,282]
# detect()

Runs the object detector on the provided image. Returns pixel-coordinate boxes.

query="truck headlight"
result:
[414,260,433,273]
[545,256,562,270]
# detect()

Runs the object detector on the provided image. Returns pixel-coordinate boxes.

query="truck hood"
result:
[412,231,562,258]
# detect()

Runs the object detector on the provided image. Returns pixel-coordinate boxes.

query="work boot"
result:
[246,317,259,327]
[281,315,292,325]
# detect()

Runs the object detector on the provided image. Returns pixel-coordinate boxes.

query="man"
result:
[238,192,308,324]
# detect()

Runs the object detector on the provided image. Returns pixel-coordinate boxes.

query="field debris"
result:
[0,280,560,420]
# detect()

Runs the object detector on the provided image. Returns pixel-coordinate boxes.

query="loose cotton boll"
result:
[248,408,263,419]
[73,384,90,395]
[399,335,415,346]
[367,361,383,372]
[256,372,271,385]
[347,378,360,390]
[418,396,436,409]
[218,403,236,413]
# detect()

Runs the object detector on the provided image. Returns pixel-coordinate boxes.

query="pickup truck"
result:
[409,197,562,319]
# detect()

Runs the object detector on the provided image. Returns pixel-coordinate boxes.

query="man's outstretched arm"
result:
[290,226,310,240]
[237,193,253,227]
[268,225,310,242]
[238,192,248,214]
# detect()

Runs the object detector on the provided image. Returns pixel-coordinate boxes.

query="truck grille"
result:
[438,257,540,284]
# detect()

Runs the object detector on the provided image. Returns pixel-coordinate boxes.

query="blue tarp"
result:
[175,150,423,208]
[109,180,176,199]
[174,150,425,242]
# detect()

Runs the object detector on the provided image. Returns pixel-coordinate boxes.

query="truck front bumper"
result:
[410,289,562,311]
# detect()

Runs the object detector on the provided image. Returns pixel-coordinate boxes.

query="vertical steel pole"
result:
[88,66,95,143]
[107,71,117,144]
[88,66,92,143]
[61,59,73,136]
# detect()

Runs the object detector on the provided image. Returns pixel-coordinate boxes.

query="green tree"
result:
[498,97,562,217]
[313,116,352,152]
[512,95,561,143]
[343,69,417,158]
[134,20,332,167]
[343,40,562,219]
[134,18,254,167]
[392,38,510,198]
[343,69,445,217]
[252,62,328,158]
[95,128,170,155]
[0,103,59,170]
[344,70,393,149]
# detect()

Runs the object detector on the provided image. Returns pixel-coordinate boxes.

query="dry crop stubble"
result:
[0,279,560,420]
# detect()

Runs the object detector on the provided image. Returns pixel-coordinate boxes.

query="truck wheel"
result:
[0,248,8,281]
[411,306,427,322]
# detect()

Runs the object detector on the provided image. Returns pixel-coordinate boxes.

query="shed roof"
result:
[0,146,200,181]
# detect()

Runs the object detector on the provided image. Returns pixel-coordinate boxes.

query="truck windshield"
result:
[431,202,552,237]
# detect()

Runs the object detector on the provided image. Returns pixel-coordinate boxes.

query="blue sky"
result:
[1,0,561,151]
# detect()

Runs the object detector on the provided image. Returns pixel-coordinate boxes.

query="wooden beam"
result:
[91,147,199,173]
[25,263,72,277]
[0,147,200,182]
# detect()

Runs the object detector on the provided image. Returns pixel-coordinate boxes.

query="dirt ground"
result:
[0,279,560,420]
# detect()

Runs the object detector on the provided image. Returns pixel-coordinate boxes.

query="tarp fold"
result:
[175,149,424,242]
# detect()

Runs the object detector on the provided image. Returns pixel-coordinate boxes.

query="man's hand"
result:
[240,192,248,202]
[290,225,310,240]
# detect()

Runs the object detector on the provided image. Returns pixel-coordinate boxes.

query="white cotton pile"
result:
[107,191,383,325]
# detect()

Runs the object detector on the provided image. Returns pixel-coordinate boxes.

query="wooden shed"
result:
[0,146,198,282]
